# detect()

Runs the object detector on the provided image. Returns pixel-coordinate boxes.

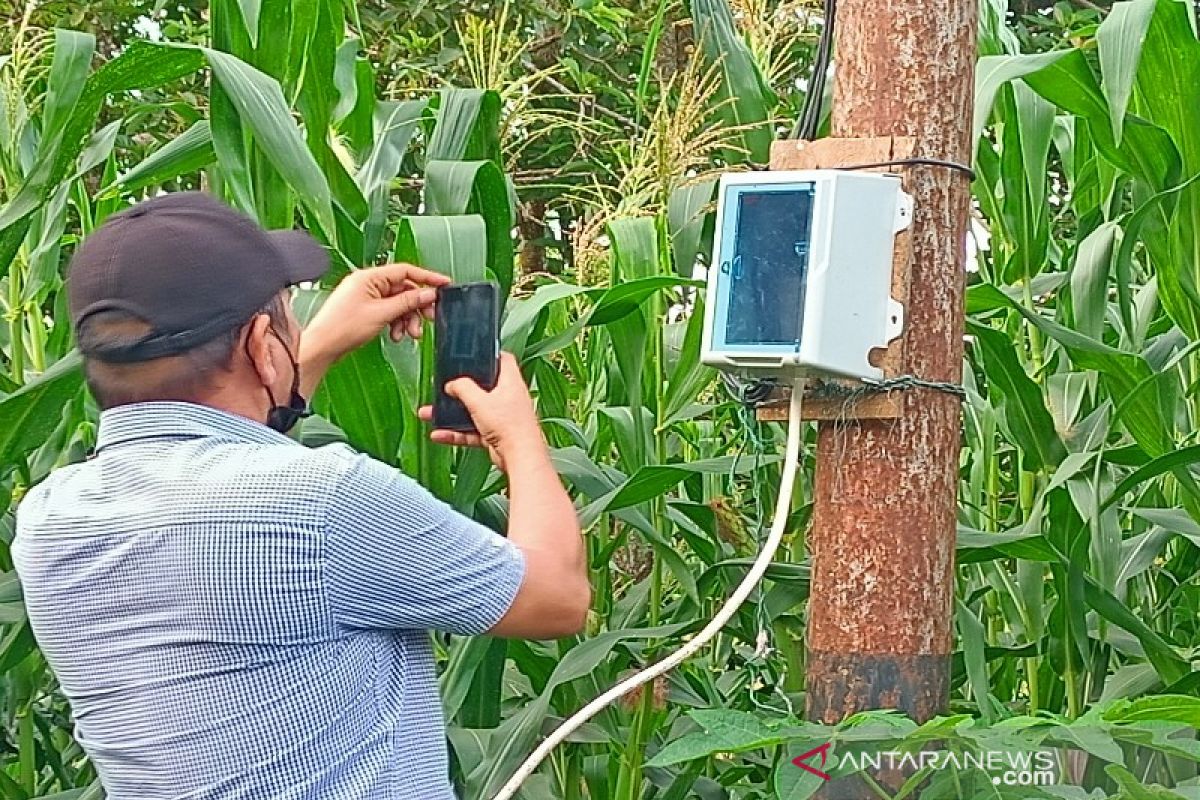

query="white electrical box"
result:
[700,169,913,382]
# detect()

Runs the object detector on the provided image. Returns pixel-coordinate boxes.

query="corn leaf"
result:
[0,353,83,467]
[425,160,514,297]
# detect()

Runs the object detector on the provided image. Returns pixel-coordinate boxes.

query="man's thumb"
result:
[383,287,436,320]
[445,376,489,407]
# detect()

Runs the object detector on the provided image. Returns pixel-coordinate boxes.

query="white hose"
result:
[492,376,807,800]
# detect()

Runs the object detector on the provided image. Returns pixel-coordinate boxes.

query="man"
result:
[12,192,589,799]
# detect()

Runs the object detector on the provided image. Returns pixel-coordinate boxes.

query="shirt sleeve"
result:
[322,450,526,636]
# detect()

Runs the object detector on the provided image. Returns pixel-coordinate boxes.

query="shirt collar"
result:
[95,401,298,453]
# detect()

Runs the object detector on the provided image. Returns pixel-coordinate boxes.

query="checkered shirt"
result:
[13,402,525,799]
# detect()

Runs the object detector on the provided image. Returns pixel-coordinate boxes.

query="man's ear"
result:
[245,313,279,388]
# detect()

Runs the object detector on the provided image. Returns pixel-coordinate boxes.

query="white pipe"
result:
[492,377,808,800]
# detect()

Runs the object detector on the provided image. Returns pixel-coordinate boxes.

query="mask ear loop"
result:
[269,328,304,404]
[244,318,309,432]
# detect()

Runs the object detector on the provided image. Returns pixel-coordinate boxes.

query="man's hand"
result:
[299,263,450,397]
[424,352,590,639]
[417,353,547,473]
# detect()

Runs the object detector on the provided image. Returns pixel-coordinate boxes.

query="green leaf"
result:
[0,622,36,677]
[956,599,995,722]
[465,624,687,798]
[605,216,659,433]
[1069,221,1119,340]
[773,741,827,800]
[1097,0,1156,146]
[1099,664,1163,703]
[427,88,502,163]
[663,296,715,425]
[1113,174,1200,341]
[667,179,716,278]
[440,634,497,722]
[603,455,781,513]
[0,571,25,625]
[972,51,1068,146]
[38,30,95,162]
[1099,445,1200,512]
[1104,694,1200,727]
[105,120,215,197]
[692,0,773,163]
[236,0,262,46]
[1011,305,1173,457]
[331,38,360,124]
[1014,81,1056,235]
[500,283,590,357]
[1104,764,1191,799]
[292,0,367,239]
[1129,507,1200,548]
[589,276,699,326]
[294,414,347,448]
[1115,527,1173,587]
[204,47,337,242]
[340,57,377,155]
[311,338,403,464]
[0,353,83,467]
[1046,722,1124,764]
[457,637,507,729]
[424,160,514,297]
[0,39,204,275]
[956,527,1060,563]
[968,323,1065,469]
[648,710,782,768]
[1126,0,1200,342]
[1023,48,1181,192]
[356,99,424,258]
[393,215,487,283]
[1082,577,1189,684]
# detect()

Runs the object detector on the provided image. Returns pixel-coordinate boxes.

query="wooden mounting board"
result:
[756,136,916,423]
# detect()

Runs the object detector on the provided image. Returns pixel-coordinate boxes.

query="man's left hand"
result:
[299,263,450,395]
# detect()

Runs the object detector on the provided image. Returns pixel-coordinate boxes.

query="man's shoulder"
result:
[266,443,425,513]
[15,462,85,522]
[314,446,441,522]
[300,442,386,484]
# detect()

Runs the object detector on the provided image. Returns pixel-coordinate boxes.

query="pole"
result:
[803,0,977,739]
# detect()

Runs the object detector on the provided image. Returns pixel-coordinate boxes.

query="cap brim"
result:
[269,229,330,285]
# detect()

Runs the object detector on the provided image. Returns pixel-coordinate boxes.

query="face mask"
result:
[247,328,311,434]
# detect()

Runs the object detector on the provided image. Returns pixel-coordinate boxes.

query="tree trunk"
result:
[803,0,977,794]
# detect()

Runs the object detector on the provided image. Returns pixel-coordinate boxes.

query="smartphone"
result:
[433,281,501,432]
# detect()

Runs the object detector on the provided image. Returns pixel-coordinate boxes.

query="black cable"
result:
[792,0,836,141]
[787,1,976,187]
[742,378,778,405]
[839,158,977,182]
[721,372,779,408]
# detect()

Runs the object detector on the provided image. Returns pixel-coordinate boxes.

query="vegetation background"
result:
[1,0,1199,797]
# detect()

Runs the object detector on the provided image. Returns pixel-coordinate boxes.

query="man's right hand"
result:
[417,353,546,472]
[421,351,589,639]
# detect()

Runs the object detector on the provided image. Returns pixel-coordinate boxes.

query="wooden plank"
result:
[757,136,917,422]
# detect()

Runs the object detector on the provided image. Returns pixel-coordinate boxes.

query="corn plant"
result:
[3,0,1200,798]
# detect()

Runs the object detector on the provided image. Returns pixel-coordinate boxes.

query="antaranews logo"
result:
[792,744,1057,787]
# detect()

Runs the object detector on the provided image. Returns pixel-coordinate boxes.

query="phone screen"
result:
[434,282,500,432]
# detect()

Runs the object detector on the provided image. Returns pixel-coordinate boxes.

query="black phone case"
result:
[433,282,500,433]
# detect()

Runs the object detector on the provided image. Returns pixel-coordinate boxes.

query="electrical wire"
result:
[793,0,836,141]
[491,377,808,800]
[839,158,976,182]
[787,1,977,184]
[721,372,778,407]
